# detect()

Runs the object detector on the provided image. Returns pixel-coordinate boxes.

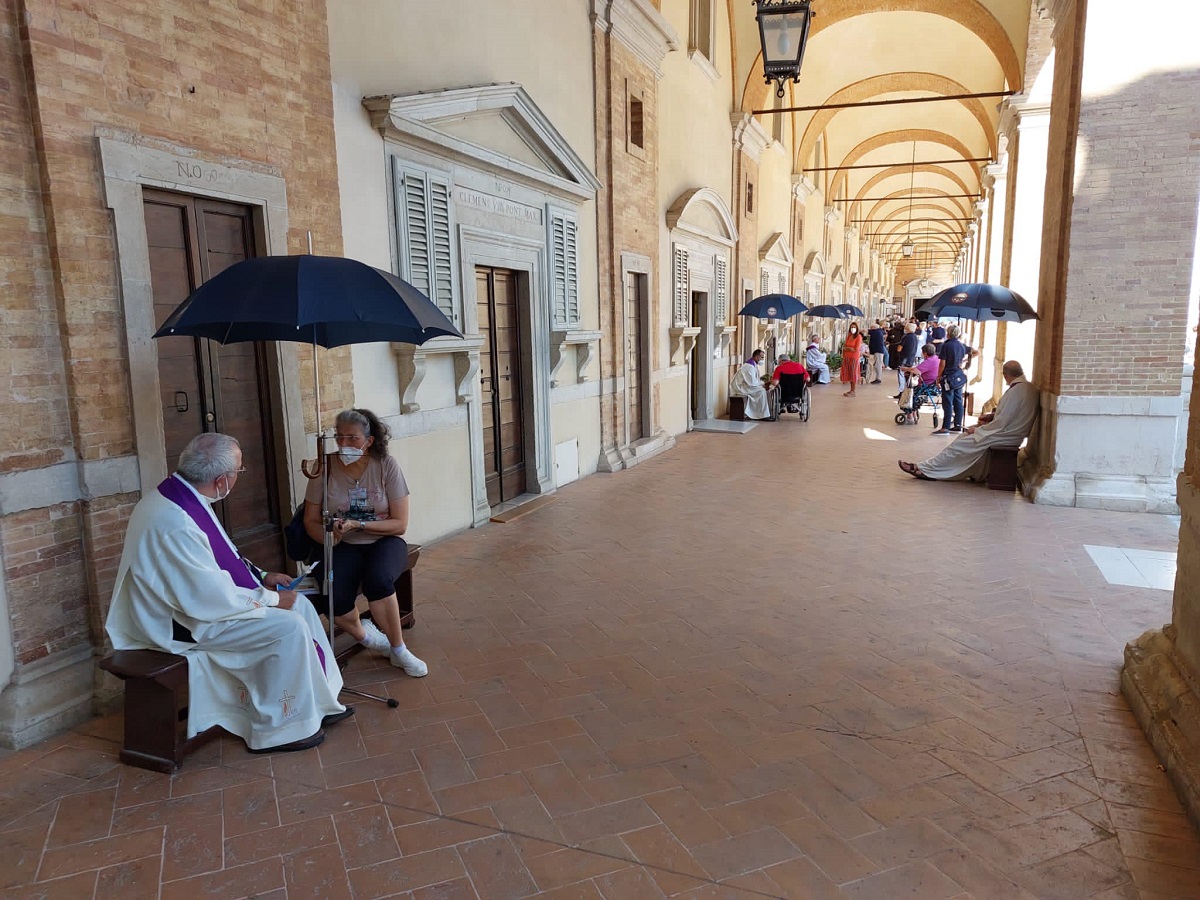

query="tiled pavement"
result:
[4,383,1200,899]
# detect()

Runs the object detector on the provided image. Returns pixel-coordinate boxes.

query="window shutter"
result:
[777,272,787,295]
[403,170,431,301]
[396,161,459,326]
[430,181,455,324]
[760,270,770,296]
[672,245,689,326]
[714,255,727,325]
[550,213,580,328]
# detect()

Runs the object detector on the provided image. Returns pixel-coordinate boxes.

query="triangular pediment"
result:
[831,265,846,285]
[364,83,600,200]
[759,232,794,267]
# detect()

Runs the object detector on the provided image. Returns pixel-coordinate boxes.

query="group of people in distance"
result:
[729,312,1039,485]
[106,407,426,756]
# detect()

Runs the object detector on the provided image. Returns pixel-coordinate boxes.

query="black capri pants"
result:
[322,536,410,617]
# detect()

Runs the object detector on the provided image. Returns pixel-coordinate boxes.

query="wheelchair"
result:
[776,372,811,422]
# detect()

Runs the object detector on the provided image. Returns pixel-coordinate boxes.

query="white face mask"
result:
[339,446,364,464]
[202,475,230,505]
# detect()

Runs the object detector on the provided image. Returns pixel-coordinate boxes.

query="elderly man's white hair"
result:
[177,433,240,485]
[778,353,790,362]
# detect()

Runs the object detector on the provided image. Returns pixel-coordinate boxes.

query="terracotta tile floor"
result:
[4,384,1200,899]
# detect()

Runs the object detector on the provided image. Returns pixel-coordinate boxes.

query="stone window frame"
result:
[626,80,646,159]
[688,0,720,82]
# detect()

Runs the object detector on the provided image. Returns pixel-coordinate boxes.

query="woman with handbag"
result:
[932,325,976,435]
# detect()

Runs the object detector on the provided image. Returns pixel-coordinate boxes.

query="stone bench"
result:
[986,446,1021,491]
[101,543,420,773]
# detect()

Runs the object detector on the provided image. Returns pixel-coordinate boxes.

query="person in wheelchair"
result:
[303,408,427,677]
[771,354,811,418]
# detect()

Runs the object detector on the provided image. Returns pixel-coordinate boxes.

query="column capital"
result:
[791,175,817,202]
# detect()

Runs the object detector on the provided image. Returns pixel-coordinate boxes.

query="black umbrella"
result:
[805,304,848,320]
[918,282,1038,323]
[835,303,865,317]
[154,254,462,347]
[737,293,808,319]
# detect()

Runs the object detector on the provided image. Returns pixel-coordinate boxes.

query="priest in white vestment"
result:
[899,361,1039,482]
[805,337,832,384]
[107,433,347,754]
[730,349,777,420]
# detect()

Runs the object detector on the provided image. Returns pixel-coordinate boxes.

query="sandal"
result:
[898,460,932,480]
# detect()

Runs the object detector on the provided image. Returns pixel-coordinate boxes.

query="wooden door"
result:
[145,190,285,570]
[476,267,527,507]
[624,272,643,442]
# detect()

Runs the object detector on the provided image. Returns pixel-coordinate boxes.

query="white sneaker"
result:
[358,620,391,656]
[390,645,428,677]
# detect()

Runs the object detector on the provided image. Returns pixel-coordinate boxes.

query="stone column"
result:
[999,94,1052,379]
[982,161,1010,398]
[1025,0,1199,514]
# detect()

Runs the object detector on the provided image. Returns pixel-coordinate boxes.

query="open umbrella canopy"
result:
[153,254,463,348]
[835,303,865,317]
[805,304,848,319]
[918,283,1038,323]
[737,293,807,320]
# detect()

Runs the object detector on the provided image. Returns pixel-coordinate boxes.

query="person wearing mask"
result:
[730,349,777,420]
[107,432,348,754]
[867,320,887,384]
[303,408,428,676]
[805,335,831,384]
[771,353,809,413]
[840,322,865,397]
[932,325,977,435]
[929,317,946,348]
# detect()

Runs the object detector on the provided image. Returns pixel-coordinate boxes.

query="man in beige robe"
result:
[899,360,1038,482]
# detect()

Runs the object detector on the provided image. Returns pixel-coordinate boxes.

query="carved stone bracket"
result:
[669,326,701,368]
[549,330,602,387]
[717,325,738,359]
[392,335,486,412]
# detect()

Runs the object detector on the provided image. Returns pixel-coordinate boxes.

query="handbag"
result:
[283,503,322,563]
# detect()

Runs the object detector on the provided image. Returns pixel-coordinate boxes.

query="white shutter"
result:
[402,169,431,300]
[714,255,728,325]
[550,213,580,328]
[672,245,689,326]
[760,270,770,296]
[777,272,787,295]
[430,181,456,324]
[395,161,459,326]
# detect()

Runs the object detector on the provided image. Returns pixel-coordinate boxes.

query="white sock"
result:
[391,644,406,653]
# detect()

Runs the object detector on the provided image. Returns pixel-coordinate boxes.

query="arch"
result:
[827,129,978,201]
[739,0,1022,114]
[666,186,739,246]
[855,164,974,203]
[804,251,827,277]
[793,73,998,170]
[865,193,970,222]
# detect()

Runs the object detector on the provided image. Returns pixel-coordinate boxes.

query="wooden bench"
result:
[101,543,420,773]
[986,446,1021,491]
[728,396,747,421]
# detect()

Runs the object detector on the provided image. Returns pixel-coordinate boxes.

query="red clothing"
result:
[840,333,864,384]
[772,361,809,381]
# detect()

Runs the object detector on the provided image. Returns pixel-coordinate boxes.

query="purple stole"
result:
[157,476,326,673]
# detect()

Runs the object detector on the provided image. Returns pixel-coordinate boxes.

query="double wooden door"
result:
[144,190,285,570]
[476,267,527,508]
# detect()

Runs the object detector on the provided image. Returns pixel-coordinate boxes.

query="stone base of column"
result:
[1122,626,1200,830]
[0,645,96,750]
[597,430,676,473]
[1023,392,1184,514]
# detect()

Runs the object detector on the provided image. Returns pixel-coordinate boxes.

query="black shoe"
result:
[891,393,902,400]
[248,729,326,754]
[948,427,964,433]
[931,429,951,435]
[322,706,355,728]
[870,380,882,384]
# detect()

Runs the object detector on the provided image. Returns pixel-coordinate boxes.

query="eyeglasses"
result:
[229,467,246,476]
[334,433,368,444]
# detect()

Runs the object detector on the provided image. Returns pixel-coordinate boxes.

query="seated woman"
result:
[901,343,941,385]
[304,408,427,677]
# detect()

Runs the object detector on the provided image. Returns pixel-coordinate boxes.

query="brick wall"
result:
[595,28,662,450]
[1,0,348,674]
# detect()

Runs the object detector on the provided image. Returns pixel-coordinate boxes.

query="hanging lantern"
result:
[753,1,815,98]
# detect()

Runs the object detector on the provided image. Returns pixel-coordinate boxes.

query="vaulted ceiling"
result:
[732,0,1034,286]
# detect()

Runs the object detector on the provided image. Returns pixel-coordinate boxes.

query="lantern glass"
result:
[757,3,813,77]
[902,241,915,258]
